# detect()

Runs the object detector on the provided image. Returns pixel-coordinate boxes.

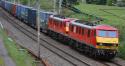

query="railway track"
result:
[1,8,89,66]
[0,8,124,66]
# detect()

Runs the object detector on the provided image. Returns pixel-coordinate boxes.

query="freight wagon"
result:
[27,8,37,27]
[16,4,22,19]
[20,5,31,23]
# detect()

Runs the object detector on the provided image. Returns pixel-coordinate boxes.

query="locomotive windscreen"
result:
[98,30,117,38]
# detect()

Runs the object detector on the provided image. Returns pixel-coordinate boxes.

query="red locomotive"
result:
[48,15,119,59]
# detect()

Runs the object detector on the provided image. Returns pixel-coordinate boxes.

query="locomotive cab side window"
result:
[63,23,66,27]
[76,26,78,34]
[72,25,74,32]
[71,25,74,32]
[88,29,90,37]
[82,28,84,35]
[73,26,76,33]
[79,27,81,34]
[59,21,61,27]
[94,30,96,37]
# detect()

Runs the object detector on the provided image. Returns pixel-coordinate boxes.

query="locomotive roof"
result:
[71,21,93,29]
[50,15,76,22]
[71,20,117,30]
[95,25,117,30]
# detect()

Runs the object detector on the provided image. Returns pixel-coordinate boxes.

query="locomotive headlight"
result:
[100,43,103,46]
[114,44,118,46]
[98,43,103,46]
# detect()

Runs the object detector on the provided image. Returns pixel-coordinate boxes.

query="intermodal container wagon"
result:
[28,8,37,27]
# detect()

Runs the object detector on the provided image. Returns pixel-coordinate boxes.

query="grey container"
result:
[40,11,55,33]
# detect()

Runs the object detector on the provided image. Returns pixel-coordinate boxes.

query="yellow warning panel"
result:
[96,37,118,43]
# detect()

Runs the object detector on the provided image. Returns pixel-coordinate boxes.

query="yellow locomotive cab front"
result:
[96,30,119,49]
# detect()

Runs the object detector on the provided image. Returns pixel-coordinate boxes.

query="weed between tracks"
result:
[0,28,37,66]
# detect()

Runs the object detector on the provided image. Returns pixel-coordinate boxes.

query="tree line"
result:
[6,0,125,6]
[63,0,125,6]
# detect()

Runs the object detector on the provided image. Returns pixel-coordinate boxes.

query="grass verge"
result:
[0,28,36,66]
[118,41,125,59]
[0,57,5,66]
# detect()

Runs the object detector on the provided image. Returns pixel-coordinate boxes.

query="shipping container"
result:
[4,1,8,10]
[0,1,5,8]
[40,11,55,32]
[20,5,30,23]
[28,8,37,27]
[0,0,2,7]
[5,1,13,13]
[16,4,22,19]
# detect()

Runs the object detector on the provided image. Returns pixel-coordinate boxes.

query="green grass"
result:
[0,28,36,66]
[0,57,5,66]
[40,0,54,11]
[105,9,125,18]
[72,4,125,25]
[119,42,125,59]
[69,3,125,59]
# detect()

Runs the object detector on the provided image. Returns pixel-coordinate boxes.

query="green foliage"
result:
[107,0,117,6]
[40,0,54,11]
[64,0,79,5]
[86,0,107,5]
[20,0,28,5]
[96,0,107,5]
[0,57,5,66]
[119,41,125,60]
